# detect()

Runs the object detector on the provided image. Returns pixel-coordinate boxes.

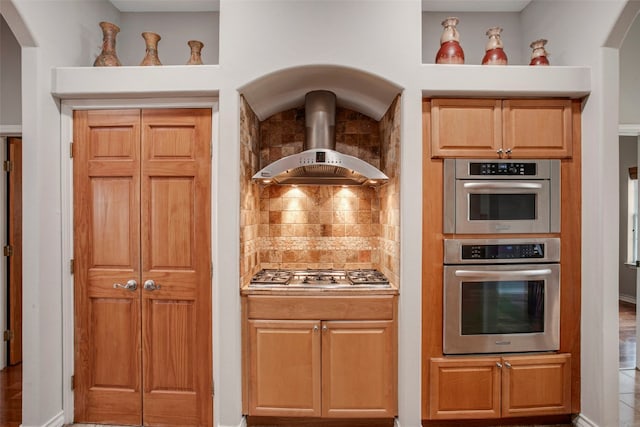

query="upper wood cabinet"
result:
[429,353,571,420]
[429,98,573,159]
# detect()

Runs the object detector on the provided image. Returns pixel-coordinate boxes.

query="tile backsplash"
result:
[240,95,401,286]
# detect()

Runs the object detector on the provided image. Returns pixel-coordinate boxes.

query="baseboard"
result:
[574,413,598,427]
[620,294,637,304]
[20,411,64,427]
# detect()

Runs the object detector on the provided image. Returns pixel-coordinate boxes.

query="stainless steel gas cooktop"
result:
[249,268,391,289]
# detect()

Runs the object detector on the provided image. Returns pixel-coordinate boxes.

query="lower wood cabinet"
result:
[429,353,571,420]
[244,295,397,419]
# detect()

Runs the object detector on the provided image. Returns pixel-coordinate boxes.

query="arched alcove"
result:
[238,64,403,120]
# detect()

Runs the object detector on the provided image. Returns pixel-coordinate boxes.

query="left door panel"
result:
[73,109,143,424]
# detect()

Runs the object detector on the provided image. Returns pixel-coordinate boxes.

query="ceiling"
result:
[421,0,531,12]
[109,0,531,13]
[108,0,219,12]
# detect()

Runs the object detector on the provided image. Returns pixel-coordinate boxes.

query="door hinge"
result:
[3,245,13,257]
[70,142,74,158]
[70,259,74,275]
[71,375,75,390]
[3,330,14,341]
[3,160,13,172]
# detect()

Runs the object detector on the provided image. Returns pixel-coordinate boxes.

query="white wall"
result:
[620,13,640,124]
[218,2,423,425]
[422,12,524,65]
[2,0,638,426]
[0,14,21,126]
[619,136,637,301]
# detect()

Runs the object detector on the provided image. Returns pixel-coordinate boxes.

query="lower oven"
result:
[443,237,560,355]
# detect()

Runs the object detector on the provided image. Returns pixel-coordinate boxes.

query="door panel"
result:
[7,137,22,365]
[141,109,212,426]
[74,109,142,424]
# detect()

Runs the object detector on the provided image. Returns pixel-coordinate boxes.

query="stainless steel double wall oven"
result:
[442,159,561,355]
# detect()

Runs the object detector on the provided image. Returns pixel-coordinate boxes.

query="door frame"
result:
[60,98,218,424]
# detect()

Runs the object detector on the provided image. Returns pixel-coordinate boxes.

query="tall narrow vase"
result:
[186,40,204,65]
[435,17,464,64]
[529,39,550,66]
[139,32,162,66]
[482,27,508,65]
[93,21,122,66]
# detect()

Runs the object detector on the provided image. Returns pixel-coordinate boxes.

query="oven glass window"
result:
[468,194,536,221]
[461,280,544,335]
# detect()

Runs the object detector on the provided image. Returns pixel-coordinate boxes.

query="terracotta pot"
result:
[93,21,122,67]
[139,32,162,66]
[482,27,508,65]
[186,40,204,65]
[529,39,550,66]
[435,17,464,64]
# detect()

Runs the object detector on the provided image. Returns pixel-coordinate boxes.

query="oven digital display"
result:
[461,243,544,260]
[469,162,538,176]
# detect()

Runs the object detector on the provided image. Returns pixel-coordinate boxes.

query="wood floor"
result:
[0,363,21,427]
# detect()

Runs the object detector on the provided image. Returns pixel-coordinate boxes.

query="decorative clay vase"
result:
[529,39,550,66]
[435,17,464,64]
[482,27,508,65]
[186,40,204,65]
[93,21,122,66]
[139,32,162,66]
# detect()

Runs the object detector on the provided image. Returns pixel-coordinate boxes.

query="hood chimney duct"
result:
[304,90,336,151]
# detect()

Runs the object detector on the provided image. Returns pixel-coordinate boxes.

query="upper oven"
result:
[444,159,561,234]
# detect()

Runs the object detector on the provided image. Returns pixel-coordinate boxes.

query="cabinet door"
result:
[248,320,321,417]
[502,353,571,417]
[502,99,572,158]
[322,321,396,418]
[429,357,501,420]
[430,99,502,158]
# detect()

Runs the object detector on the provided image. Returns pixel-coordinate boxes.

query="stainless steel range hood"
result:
[252,90,389,186]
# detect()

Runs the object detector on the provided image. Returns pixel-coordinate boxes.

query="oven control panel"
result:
[469,162,537,176]
[444,238,560,264]
[461,243,544,260]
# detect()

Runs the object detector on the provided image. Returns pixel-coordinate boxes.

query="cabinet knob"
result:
[313,325,319,332]
[504,361,512,369]
[496,362,503,368]
[496,148,504,157]
[505,148,512,156]
[322,325,328,332]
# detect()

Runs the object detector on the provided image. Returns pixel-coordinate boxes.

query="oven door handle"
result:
[463,182,543,190]
[454,268,553,278]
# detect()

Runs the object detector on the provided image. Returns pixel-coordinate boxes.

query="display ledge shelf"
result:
[52,65,221,99]
[420,64,590,98]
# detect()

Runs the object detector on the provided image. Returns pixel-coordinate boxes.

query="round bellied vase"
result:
[435,17,464,64]
[186,40,204,65]
[529,39,550,66]
[482,27,508,65]
[93,21,122,66]
[139,32,162,66]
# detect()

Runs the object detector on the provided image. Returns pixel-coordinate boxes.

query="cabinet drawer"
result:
[246,295,395,320]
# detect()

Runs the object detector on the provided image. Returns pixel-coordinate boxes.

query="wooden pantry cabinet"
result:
[243,295,397,419]
[428,98,575,159]
[429,353,571,420]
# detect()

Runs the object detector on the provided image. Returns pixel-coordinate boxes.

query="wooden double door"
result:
[73,108,212,426]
